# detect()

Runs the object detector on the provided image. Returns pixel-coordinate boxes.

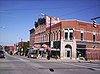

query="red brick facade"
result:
[18,42,27,49]
[30,16,100,60]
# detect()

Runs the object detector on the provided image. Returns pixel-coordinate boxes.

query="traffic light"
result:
[93,19,97,28]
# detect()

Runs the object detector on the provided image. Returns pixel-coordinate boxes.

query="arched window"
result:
[65,44,72,49]
[53,32,55,41]
[65,44,72,58]
[48,33,49,42]
[58,30,61,40]
[56,31,58,40]
[51,32,53,41]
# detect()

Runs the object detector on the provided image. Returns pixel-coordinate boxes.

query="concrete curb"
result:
[37,57,100,63]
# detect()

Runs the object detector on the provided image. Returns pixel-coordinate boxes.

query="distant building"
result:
[0,45,4,51]
[30,16,100,60]
[18,42,27,49]
[30,28,35,47]
[9,46,14,55]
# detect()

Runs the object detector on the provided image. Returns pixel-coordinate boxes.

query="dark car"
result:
[0,51,5,58]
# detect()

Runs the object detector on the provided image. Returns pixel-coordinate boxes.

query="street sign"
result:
[51,41,53,48]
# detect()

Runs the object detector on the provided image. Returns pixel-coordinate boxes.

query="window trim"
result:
[93,32,96,42]
[80,30,84,41]
[64,28,73,40]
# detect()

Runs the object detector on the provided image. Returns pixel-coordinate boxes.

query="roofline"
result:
[61,19,91,23]
[61,19,100,25]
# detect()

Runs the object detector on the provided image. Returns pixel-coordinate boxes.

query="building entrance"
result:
[67,51,70,57]
[65,45,72,59]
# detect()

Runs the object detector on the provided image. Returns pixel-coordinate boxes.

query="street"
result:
[0,53,100,74]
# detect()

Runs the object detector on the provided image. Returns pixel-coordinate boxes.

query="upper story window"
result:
[80,30,84,41]
[56,31,58,40]
[58,30,61,40]
[70,32,73,40]
[93,32,96,42]
[51,32,53,41]
[64,28,73,40]
[65,32,68,40]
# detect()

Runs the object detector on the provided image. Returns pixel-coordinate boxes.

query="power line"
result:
[91,16,100,20]
[0,5,100,12]
[57,5,100,19]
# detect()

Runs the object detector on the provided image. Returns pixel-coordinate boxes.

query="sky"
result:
[0,0,100,46]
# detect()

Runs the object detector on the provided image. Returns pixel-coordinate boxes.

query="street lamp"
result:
[56,46,58,60]
[20,38,23,56]
[41,13,52,60]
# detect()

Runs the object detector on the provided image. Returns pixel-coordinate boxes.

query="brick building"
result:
[30,16,100,60]
[18,42,27,49]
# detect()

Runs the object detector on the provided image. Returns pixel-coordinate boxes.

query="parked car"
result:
[27,48,38,58]
[0,50,5,58]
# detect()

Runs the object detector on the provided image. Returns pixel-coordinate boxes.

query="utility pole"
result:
[41,13,52,48]
[41,13,51,60]
[20,38,23,56]
[49,17,51,48]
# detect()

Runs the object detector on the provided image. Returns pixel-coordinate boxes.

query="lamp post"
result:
[20,38,23,56]
[56,46,58,60]
[41,13,51,60]
[49,17,51,48]
[41,13,52,48]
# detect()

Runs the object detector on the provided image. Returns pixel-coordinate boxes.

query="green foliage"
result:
[0,45,3,49]
[4,46,9,53]
[23,41,29,53]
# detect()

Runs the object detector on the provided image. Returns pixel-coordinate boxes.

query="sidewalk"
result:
[37,57,78,63]
[77,59,100,63]
[37,57,100,63]
[16,55,100,63]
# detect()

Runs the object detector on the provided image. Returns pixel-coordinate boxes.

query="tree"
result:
[23,41,29,56]
[4,46,9,53]
[0,45,3,50]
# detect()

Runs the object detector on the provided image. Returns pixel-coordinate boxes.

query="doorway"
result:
[65,44,72,59]
[67,51,70,57]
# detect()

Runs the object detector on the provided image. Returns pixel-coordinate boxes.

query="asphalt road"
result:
[0,53,100,74]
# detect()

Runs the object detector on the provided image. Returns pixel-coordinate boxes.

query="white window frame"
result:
[80,30,84,41]
[64,28,73,40]
[93,32,96,42]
